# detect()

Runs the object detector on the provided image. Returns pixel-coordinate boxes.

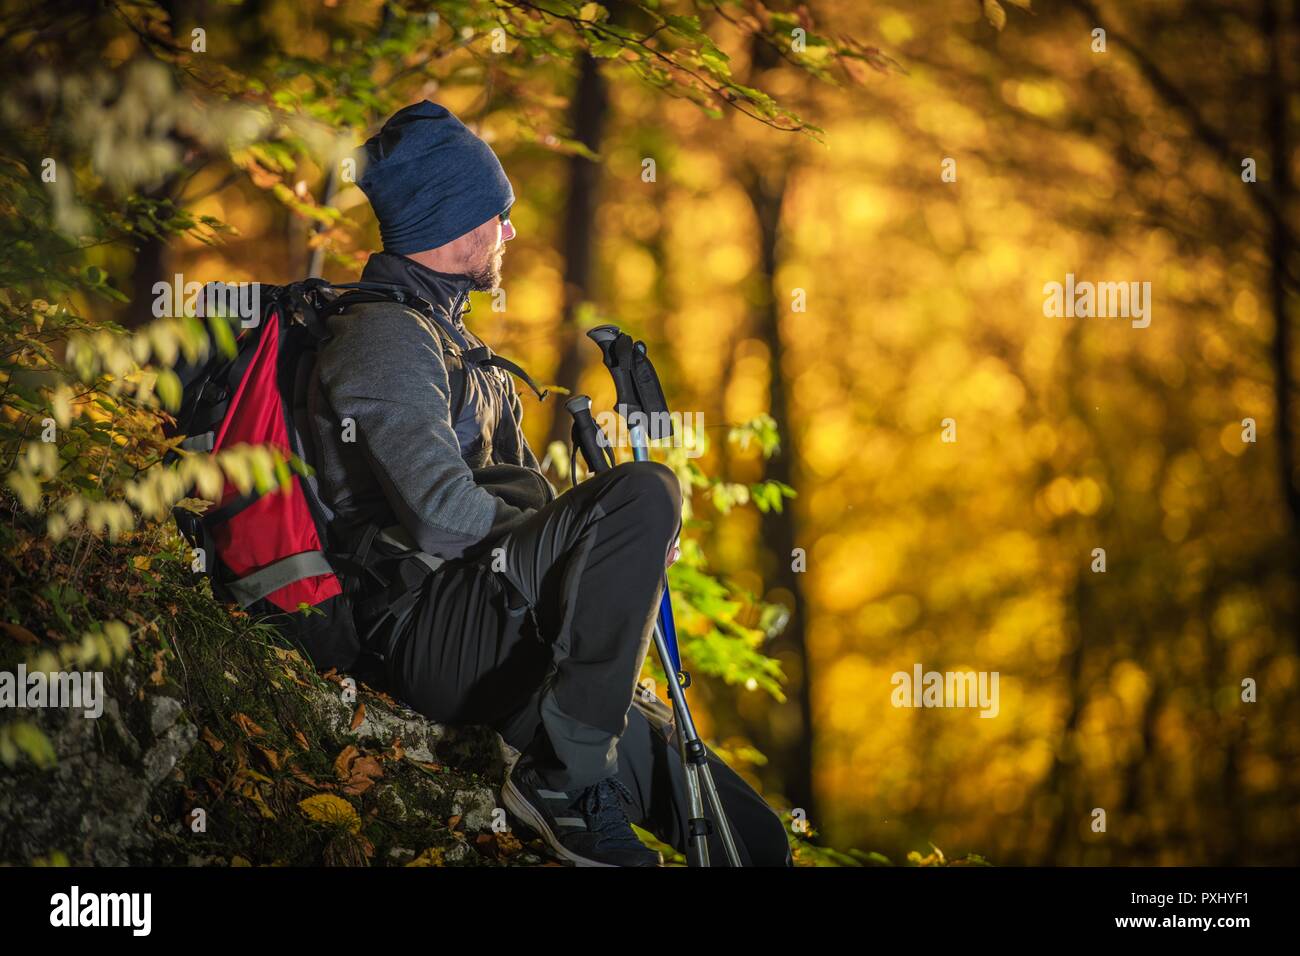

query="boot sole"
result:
[501,774,617,868]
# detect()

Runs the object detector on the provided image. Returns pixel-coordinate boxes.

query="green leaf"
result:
[208,314,238,359]
[589,38,623,58]
[11,721,57,768]
[665,14,704,40]
[155,368,182,412]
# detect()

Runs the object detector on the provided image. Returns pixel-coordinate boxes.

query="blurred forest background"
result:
[2,0,1299,866]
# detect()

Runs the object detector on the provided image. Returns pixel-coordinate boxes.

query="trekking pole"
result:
[564,330,743,868]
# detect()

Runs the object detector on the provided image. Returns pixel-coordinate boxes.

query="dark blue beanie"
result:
[357,101,515,254]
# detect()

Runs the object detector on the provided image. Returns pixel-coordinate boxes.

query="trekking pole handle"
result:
[565,395,612,474]
[586,324,620,359]
[586,325,642,420]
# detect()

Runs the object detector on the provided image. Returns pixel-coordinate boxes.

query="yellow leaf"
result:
[51,385,73,428]
[405,847,445,867]
[984,0,1007,30]
[299,794,361,833]
[220,450,253,496]
[6,471,41,511]
[241,781,277,820]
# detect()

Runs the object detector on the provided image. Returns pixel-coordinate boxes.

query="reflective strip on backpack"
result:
[227,551,335,608]
[180,431,215,452]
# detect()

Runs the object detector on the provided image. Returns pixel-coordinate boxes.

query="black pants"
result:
[374,460,791,866]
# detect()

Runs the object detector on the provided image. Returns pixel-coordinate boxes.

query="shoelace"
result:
[578,778,641,847]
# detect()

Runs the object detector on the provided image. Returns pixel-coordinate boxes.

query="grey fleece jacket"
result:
[307,253,553,561]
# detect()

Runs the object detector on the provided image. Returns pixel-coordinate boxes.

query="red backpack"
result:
[165,279,426,670]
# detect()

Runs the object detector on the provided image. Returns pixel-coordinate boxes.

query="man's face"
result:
[465,213,516,291]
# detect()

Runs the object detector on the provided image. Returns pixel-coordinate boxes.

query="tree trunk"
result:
[1264,0,1300,650]
[547,53,607,446]
[125,177,179,329]
[308,166,337,279]
[739,159,817,823]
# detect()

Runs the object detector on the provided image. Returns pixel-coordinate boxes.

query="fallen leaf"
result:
[350,702,366,731]
[334,745,359,779]
[240,780,276,820]
[232,712,266,737]
[289,766,325,789]
[255,746,283,771]
[1,622,39,645]
[299,794,361,833]
[342,776,377,797]
[232,741,248,773]
[340,754,383,796]
[496,831,524,855]
[149,650,167,685]
[405,847,445,867]
[474,830,525,861]
[200,727,225,752]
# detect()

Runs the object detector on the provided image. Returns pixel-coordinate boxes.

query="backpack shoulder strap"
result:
[278,280,418,340]
[463,345,549,402]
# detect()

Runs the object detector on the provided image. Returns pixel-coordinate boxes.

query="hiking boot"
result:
[502,763,662,867]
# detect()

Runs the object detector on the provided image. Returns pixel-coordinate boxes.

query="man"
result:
[309,100,790,867]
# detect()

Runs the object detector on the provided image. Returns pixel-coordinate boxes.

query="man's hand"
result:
[666,535,680,569]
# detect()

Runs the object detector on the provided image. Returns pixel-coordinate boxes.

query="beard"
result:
[466,240,505,291]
